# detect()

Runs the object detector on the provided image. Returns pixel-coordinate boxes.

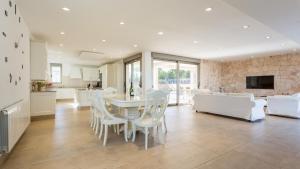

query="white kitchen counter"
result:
[51,88,76,100]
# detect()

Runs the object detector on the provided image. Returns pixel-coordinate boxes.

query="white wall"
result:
[99,60,124,93]
[142,51,153,94]
[0,0,30,117]
[112,60,124,93]
[0,0,30,158]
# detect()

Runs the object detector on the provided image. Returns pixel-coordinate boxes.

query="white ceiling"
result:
[223,0,300,45]
[16,0,300,63]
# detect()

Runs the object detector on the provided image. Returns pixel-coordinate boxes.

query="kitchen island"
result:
[75,88,103,108]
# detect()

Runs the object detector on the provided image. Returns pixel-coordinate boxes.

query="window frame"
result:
[123,54,142,93]
[50,63,62,84]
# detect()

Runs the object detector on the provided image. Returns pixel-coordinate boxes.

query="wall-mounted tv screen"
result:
[246,76,274,89]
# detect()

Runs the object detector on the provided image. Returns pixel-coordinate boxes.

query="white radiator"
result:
[0,100,28,154]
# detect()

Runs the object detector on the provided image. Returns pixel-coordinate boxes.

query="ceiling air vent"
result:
[79,51,105,60]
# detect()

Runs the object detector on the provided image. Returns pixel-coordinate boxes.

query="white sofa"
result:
[192,88,211,95]
[193,93,267,122]
[267,93,300,118]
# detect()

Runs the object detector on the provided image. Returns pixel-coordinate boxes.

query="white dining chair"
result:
[140,88,170,133]
[132,90,169,150]
[91,96,103,135]
[103,87,121,133]
[134,86,142,96]
[90,91,101,130]
[103,87,118,98]
[90,88,119,135]
[103,87,118,112]
[159,89,171,133]
[94,94,128,146]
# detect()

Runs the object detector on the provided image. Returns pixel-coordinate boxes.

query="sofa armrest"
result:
[253,99,267,107]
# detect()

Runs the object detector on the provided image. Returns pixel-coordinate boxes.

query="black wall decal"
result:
[14,42,18,48]
[1,0,29,110]
[9,73,12,83]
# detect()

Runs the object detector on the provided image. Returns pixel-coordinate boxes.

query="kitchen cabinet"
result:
[30,41,48,80]
[82,67,99,81]
[69,66,82,79]
[30,92,56,117]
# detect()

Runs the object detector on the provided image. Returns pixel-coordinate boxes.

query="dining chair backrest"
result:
[134,86,142,96]
[93,94,116,120]
[142,90,169,123]
[91,90,104,107]
[157,89,171,115]
[145,88,154,95]
[103,87,117,97]
[102,87,118,107]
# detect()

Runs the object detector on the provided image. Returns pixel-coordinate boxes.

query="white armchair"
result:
[267,93,300,118]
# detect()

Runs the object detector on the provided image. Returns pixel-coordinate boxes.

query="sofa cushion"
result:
[292,93,300,99]
[193,89,211,94]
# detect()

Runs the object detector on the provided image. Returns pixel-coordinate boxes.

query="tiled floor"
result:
[2,101,300,169]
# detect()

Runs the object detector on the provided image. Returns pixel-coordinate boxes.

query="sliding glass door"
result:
[178,63,198,104]
[153,60,177,104]
[125,60,141,95]
[153,59,199,105]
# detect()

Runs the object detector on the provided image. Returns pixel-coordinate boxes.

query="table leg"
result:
[124,107,140,139]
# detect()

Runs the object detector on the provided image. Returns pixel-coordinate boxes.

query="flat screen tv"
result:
[246,76,274,89]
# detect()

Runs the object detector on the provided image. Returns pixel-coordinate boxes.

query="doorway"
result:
[125,59,141,95]
[153,60,199,105]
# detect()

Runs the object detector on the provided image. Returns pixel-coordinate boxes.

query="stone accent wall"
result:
[221,53,300,96]
[200,60,222,92]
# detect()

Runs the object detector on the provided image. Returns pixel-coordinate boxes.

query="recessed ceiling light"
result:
[92,48,96,51]
[62,7,70,11]
[205,7,212,12]
[59,43,64,47]
[157,31,164,35]
[60,32,65,35]
[193,40,199,44]
[102,39,106,42]
[133,44,138,48]
[120,21,125,25]
[243,25,249,29]
[266,36,271,39]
